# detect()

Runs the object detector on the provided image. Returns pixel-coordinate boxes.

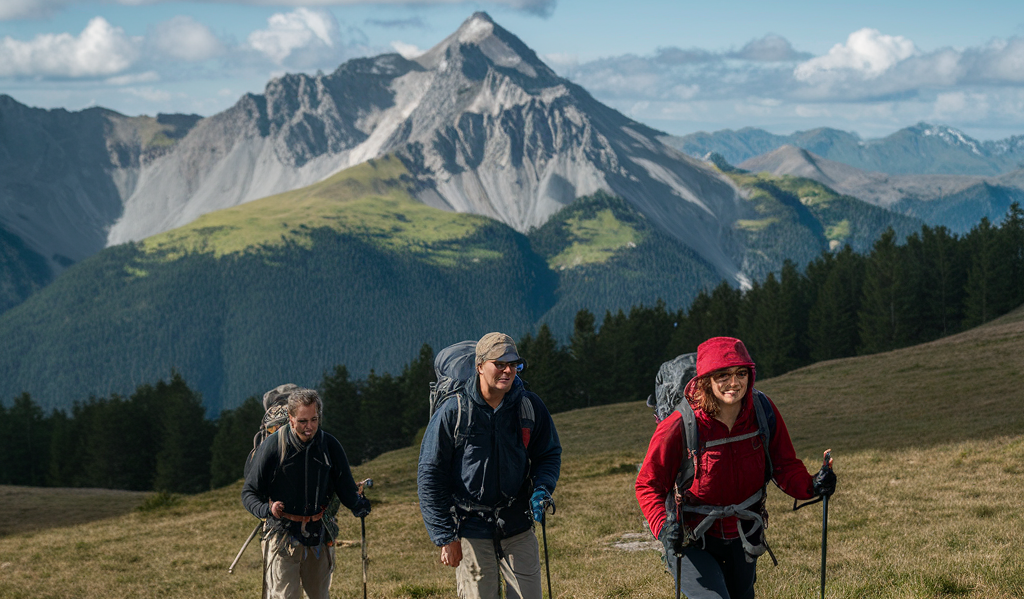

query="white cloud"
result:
[106,70,160,85]
[390,40,423,59]
[149,16,224,62]
[248,8,339,65]
[123,86,172,102]
[794,29,917,81]
[0,17,139,77]
[0,0,71,20]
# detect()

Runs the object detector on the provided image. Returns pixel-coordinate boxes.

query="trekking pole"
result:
[674,552,682,599]
[228,521,262,574]
[359,478,373,599]
[820,450,833,599]
[540,497,556,599]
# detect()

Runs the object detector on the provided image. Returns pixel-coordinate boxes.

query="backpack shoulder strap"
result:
[674,401,699,492]
[518,391,536,448]
[752,389,776,480]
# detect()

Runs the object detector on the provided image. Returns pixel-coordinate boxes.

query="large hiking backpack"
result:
[245,383,341,543]
[244,383,298,477]
[429,341,535,449]
[650,354,779,560]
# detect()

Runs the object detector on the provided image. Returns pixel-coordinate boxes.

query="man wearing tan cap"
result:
[418,332,562,599]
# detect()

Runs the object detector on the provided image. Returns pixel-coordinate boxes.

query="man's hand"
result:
[351,495,371,518]
[658,519,683,556]
[531,488,553,523]
[440,540,462,567]
[269,500,285,519]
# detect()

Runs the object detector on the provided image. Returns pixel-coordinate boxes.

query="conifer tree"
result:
[209,396,263,489]
[153,374,214,494]
[398,344,435,441]
[320,365,363,462]
[0,393,50,486]
[568,309,598,408]
[858,229,914,354]
[963,218,1013,327]
[518,324,573,413]
[806,247,864,361]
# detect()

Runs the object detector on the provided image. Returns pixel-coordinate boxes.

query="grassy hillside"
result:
[725,171,923,281]
[527,192,722,337]
[1,307,1022,598]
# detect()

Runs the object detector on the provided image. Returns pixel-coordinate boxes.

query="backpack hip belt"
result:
[679,488,770,560]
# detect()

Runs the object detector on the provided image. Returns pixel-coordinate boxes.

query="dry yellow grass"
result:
[1,307,1022,598]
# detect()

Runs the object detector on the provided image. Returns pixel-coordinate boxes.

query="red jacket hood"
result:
[684,336,757,403]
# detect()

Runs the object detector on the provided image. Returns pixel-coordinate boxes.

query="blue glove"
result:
[351,495,371,518]
[531,488,553,523]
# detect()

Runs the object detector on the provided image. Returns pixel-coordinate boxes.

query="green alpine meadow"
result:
[1,306,1021,598]
[0,153,919,415]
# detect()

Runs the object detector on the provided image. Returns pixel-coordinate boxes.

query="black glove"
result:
[351,495,371,518]
[658,520,683,556]
[813,466,837,497]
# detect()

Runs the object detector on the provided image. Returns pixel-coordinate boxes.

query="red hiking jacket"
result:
[636,393,815,539]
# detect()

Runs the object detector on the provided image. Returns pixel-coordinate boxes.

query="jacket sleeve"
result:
[635,413,682,540]
[417,404,459,547]
[527,395,562,494]
[765,396,815,500]
[326,435,361,510]
[241,433,279,520]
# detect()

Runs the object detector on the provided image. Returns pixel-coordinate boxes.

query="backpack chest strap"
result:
[703,430,760,448]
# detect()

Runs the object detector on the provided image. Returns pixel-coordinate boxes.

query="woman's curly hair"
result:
[687,375,719,418]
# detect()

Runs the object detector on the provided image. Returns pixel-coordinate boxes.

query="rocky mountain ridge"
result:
[664,123,1024,176]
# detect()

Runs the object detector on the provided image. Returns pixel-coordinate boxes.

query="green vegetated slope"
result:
[726,170,923,281]
[0,225,52,315]
[527,192,722,337]
[1,306,1022,598]
[0,156,557,414]
[0,157,931,414]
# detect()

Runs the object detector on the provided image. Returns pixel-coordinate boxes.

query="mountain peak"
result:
[414,12,552,80]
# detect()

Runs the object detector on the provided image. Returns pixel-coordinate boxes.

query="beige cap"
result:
[475,332,522,365]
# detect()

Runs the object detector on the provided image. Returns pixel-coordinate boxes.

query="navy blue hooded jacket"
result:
[417,375,561,546]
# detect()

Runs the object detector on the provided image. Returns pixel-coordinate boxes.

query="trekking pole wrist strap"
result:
[792,496,823,511]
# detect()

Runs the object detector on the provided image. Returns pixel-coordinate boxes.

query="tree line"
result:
[1,204,1021,493]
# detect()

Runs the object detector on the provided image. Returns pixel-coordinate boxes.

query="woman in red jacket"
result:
[635,337,835,599]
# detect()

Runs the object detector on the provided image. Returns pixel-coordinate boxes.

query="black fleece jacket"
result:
[241,426,361,528]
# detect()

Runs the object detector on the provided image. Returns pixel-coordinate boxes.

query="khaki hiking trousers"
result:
[261,532,335,599]
[456,529,542,599]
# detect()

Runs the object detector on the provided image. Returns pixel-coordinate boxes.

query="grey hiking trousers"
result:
[456,529,542,599]
[261,532,335,599]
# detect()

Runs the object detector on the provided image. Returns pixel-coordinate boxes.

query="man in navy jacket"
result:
[418,332,562,599]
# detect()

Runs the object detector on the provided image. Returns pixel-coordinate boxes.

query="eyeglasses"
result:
[491,360,524,372]
[711,369,749,384]
[294,417,320,426]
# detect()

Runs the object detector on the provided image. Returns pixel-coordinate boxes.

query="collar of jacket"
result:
[468,373,523,409]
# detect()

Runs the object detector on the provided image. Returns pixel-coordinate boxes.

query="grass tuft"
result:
[136,491,184,512]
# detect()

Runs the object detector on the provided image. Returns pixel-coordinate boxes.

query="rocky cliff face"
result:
[105,12,752,284]
[0,96,199,272]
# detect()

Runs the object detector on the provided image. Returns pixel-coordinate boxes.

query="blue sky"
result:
[1,0,1023,140]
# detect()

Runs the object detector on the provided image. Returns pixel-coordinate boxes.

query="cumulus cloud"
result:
[730,34,813,62]
[795,29,917,81]
[366,17,427,29]
[390,40,423,59]
[0,17,139,77]
[248,8,339,65]
[148,16,224,62]
[0,0,72,20]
